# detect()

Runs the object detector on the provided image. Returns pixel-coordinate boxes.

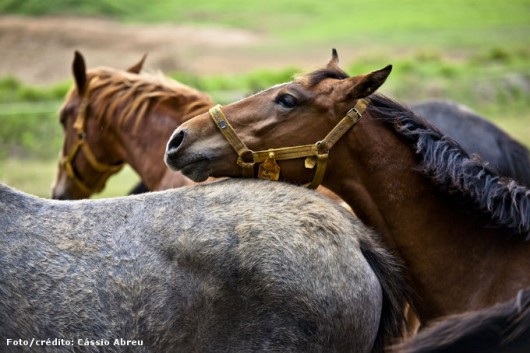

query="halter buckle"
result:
[258,152,280,181]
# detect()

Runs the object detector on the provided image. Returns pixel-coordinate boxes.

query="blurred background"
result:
[0,0,529,198]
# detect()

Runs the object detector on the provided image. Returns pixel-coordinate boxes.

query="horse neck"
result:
[106,100,188,191]
[323,114,529,323]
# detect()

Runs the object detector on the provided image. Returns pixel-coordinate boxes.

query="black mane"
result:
[368,94,530,239]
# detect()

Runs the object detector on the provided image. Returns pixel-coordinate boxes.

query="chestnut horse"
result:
[165,50,530,325]
[52,51,213,199]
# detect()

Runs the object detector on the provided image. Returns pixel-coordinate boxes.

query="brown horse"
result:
[52,52,349,207]
[165,50,530,325]
[54,52,530,202]
[52,51,213,199]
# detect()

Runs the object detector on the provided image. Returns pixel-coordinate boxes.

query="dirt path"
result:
[0,15,331,85]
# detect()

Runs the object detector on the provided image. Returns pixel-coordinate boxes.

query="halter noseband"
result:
[59,84,124,195]
[209,99,368,189]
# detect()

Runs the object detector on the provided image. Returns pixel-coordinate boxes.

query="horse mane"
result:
[367,94,530,239]
[79,67,212,132]
[300,66,529,238]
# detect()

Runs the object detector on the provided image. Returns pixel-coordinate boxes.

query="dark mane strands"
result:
[367,94,530,238]
[297,65,530,237]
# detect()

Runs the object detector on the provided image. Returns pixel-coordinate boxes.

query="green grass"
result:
[2,0,529,52]
[0,158,140,199]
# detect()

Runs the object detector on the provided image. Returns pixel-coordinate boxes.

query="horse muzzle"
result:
[165,128,188,171]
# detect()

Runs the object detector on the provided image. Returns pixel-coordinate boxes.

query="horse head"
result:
[164,49,391,187]
[52,51,146,199]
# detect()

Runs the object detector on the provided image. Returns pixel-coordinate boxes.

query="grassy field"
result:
[0,159,141,199]
[2,0,528,51]
[1,0,529,198]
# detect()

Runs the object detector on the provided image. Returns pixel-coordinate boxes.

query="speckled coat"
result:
[0,179,407,353]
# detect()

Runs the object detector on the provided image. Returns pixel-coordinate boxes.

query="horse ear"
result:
[127,53,147,73]
[345,65,392,99]
[327,48,340,69]
[72,51,87,96]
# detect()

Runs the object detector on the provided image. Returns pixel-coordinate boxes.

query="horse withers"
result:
[1,179,408,353]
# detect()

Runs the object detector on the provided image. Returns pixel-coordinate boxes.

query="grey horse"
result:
[0,179,408,353]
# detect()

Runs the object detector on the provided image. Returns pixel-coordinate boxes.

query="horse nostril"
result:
[167,130,185,155]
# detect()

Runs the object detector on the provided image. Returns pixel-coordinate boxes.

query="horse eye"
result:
[275,94,298,109]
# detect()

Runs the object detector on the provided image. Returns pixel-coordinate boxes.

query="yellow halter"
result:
[209,99,368,189]
[59,86,124,195]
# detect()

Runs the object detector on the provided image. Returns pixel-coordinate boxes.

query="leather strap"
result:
[60,83,124,194]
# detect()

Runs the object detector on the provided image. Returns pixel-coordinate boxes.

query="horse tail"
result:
[390,289,530,353]
[359,235,412,353]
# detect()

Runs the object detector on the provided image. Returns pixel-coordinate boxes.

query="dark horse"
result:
[410,99,530,187]
[392,289,530,353]
[165,50,530,325]
[1,179,408,353]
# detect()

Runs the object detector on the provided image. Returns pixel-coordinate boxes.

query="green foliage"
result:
[0,0,131,17]
[0,77,69,103]
[0,109,62,160]
[171,67,299,101]
[0,158,139,199]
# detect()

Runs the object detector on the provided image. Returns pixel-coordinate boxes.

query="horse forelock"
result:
[80,68,211,132]
[295,67,350,87]
[368,94,530,239]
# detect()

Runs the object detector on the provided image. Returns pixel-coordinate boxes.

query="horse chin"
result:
[179,160,212,182]
[51,178,82,200]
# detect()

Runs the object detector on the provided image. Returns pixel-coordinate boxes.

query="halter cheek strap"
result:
[59,85,124,195]
[209,107,256,178]
[209,99,368,189]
